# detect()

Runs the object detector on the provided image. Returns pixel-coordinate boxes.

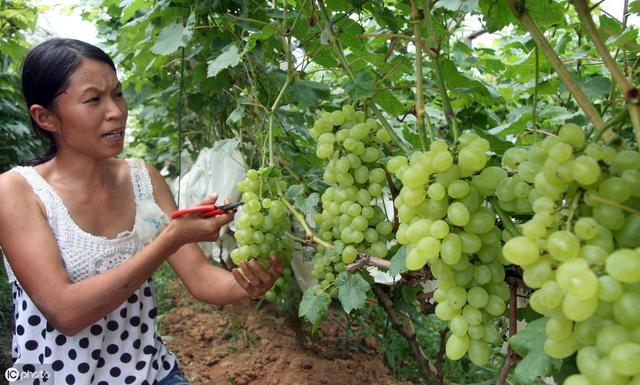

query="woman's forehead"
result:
[67,59,119,91]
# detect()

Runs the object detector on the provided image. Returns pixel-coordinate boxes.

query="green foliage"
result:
[335,271,370,313]
[0,0,43,172]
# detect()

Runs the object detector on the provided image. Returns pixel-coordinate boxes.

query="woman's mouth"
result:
[102,130,125,140]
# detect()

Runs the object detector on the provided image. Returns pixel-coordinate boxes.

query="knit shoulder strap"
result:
[128,158,154,202]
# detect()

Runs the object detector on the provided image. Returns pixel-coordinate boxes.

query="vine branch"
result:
[496,280,520,385]
[371,284,441,385]
[346,253,391,272]
[410,0,432,150]
[572,0,640,145]
[280,197,334,249]
[423,0,460,141]
[506,0,613,142]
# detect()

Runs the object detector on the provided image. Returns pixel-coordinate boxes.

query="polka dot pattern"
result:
[10,280,177,384]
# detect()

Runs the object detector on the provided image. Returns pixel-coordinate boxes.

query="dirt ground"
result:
[161,285,415,385]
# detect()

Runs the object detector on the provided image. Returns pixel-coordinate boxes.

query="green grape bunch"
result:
[231,167,294,302]
[388,132,511,367]
[308,105,394,296]
[501,123,640,385]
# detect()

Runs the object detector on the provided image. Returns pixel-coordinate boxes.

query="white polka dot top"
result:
[2,158,177,385]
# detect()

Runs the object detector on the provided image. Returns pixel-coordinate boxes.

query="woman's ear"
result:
[29,104,60,133]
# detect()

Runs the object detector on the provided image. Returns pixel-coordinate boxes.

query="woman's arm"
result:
[146,164,284,305]
[0,170,230,336]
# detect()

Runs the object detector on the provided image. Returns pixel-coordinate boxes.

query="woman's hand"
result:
[231,255,285,299]
[166,193,236,245]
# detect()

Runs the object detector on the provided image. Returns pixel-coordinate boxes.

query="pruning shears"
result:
[171,201,244,219]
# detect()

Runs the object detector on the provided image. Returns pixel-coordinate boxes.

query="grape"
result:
[563,374,592,385]
[547,230,580,261]
[558,123,585,149]
[503,236,540,266]
[544,336,577,358]
[562,292,598,321]
[572,156,601,185]
[445,334,469,360]
[546,315,573,341]
[574,217,598,240]
[609,342,640,376]
[606,249,640,283]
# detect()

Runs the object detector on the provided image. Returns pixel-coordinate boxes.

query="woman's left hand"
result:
[231,255,285,299]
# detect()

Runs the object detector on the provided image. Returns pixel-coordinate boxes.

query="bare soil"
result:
[161,284,414,385]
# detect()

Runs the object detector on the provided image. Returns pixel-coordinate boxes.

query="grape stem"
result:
[496,281,520,385]
[488,197,521,237]
[346,253,391,272]
[572,0,640,145]
[423,0,460,141]
[384,170,400,232]
[409,0,432,150]
[587,193,640,216]
[506,0,613,143]
[280,197,334,249]
[591,108,629,142]
[566,189,583,232]
[435,326,449,384]
[371,284,446,385]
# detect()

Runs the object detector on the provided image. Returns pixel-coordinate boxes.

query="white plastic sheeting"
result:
[172,139,246,262]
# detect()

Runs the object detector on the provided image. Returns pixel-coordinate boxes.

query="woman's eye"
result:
[114,92,124,99]
[86,96,100,103]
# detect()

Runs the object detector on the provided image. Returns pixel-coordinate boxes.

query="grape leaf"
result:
[245,24,276,53]
[335,272,370,314]
[299,289,330,330]
[527,0,565,28]
[579,76,611,100]
[479,0,513,33]
[207,44,243,78]
[151,13,195,56]
[389,245,408,276]
[295,192,319,214]
[226,105,245,124]
[288,80,331,106]
[509,317,561,383]
[344,70,375,99]
[373,90,406,117]
[285,184,305,200]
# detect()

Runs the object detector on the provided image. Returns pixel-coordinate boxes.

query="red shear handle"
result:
[171,205,217,219]
[171,201,244,219]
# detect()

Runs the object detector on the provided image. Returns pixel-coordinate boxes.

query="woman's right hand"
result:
[165,193,236,245]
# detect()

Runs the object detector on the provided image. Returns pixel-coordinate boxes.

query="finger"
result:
[194,192,218,207]
[232,268,251,291]
[268,255,285,276]
[240,262,261,286]
[248,259,272,285]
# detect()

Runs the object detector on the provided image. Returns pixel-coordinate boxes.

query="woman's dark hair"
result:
[21,38,116,165]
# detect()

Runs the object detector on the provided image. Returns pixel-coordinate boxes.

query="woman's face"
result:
[51,58,128,159]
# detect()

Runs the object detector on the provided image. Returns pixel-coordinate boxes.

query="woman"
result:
[0,38,283,384]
